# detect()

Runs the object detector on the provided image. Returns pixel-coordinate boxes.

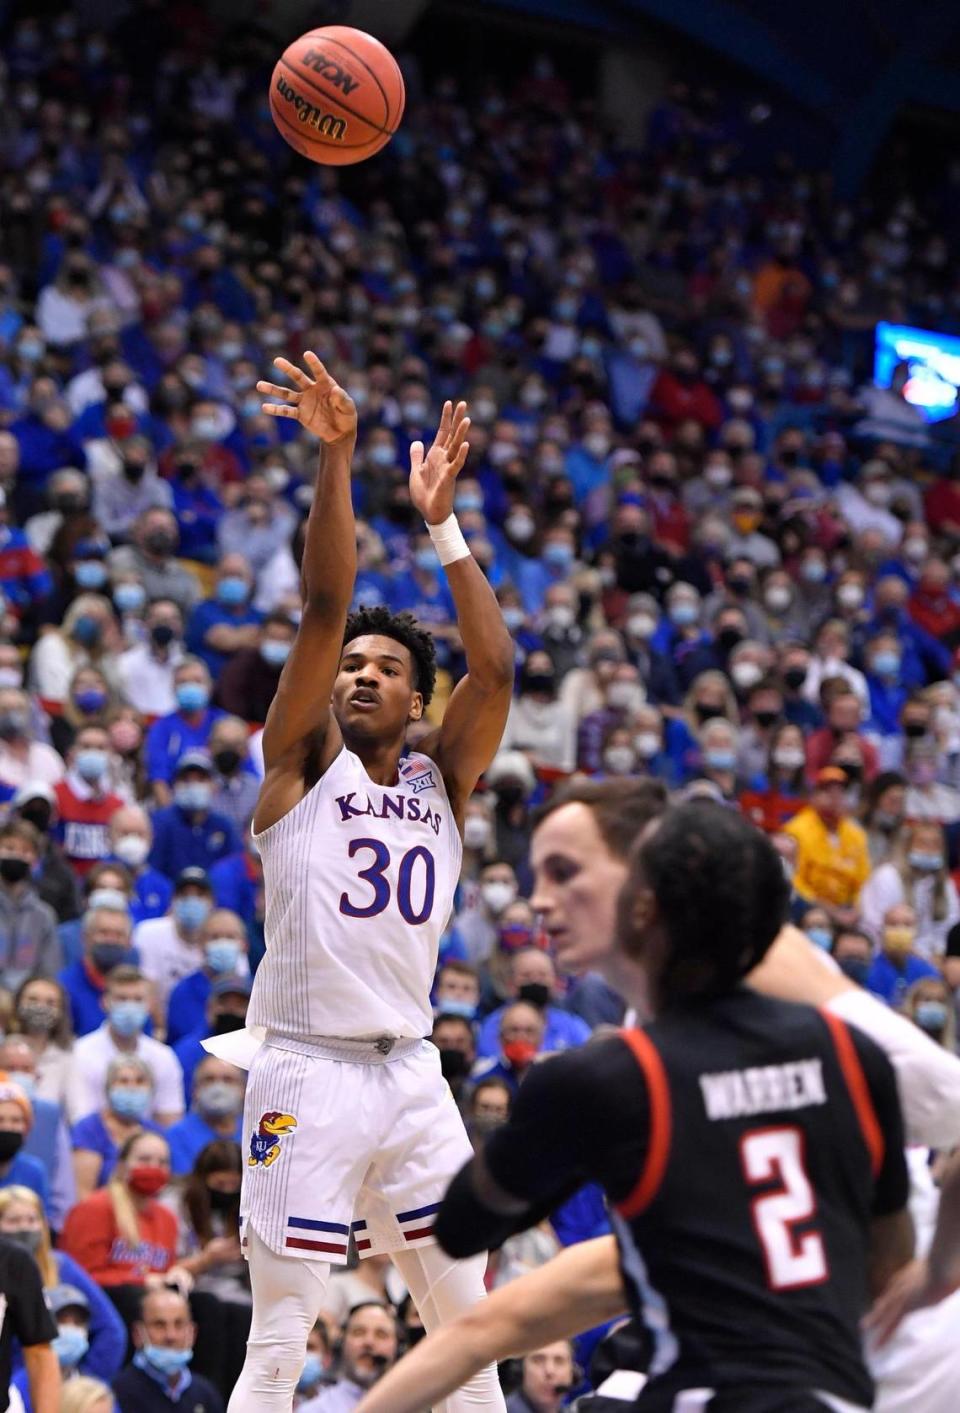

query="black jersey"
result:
[437,990,908,1410]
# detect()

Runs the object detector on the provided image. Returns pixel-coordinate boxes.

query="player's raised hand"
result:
[409,399,471,526]
[257,352,357,444]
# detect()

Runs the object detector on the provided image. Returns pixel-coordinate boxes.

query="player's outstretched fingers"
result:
[303,350,335,387]
[434,399,453,447]
[273,356,313,389]
[256,380,299,402]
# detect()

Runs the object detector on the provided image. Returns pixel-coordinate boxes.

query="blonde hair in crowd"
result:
[0,1186,56,1286]
[109,1129,153,1247]
[60,1375,116,1413]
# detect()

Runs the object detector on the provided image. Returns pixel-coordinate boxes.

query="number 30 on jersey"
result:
[339,837,436,925]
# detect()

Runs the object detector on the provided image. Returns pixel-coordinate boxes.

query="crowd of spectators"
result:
[0,2,959,1407]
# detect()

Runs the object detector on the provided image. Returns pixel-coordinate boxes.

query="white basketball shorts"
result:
[239,1032,473,1265]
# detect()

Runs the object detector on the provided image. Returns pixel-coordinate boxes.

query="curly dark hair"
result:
[342,606,437,706]
[619,801,788,1003]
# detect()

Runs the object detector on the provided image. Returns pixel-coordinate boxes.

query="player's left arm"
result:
[354,1236,628,1413]
[436,1039,649,1258]
[849,1026,915,1299]
[409,401,514,824]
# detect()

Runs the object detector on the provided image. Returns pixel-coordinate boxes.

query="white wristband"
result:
[427,513,470,567]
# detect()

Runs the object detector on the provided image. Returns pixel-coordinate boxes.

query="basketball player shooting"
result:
[220,353,513,1412]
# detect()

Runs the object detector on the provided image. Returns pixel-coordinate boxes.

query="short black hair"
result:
[621,801,788,1002]
[342,606,437,706]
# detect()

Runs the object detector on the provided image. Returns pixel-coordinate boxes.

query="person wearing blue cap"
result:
[148,754,239,881]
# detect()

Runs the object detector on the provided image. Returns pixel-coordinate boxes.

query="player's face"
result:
[530,804,627,977]
[333,635,423,743]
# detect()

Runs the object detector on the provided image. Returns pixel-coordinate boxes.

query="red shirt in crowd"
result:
[805,729,879,784]
[55,777,123,876]
[908,585,960,644]
[59,1187,177,1287]
[649,370,723,432]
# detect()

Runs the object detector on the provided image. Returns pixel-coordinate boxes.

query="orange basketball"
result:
[269,26,405,166]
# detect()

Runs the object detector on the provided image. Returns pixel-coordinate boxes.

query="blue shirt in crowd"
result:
[149,806,239,880]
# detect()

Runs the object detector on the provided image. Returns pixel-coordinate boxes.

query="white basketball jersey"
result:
[249,747,461,1040]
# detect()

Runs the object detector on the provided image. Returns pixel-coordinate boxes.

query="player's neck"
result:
[347,736,404,787]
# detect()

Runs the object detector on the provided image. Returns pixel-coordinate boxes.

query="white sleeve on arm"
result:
[825,987,960,1148]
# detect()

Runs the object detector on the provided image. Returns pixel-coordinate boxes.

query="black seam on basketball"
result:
[270,93,385,153]
[300,32,394,125]
[279,56,393,137]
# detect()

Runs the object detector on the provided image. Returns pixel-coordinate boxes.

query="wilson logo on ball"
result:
[300,48,361,95]
[274,75,347,140]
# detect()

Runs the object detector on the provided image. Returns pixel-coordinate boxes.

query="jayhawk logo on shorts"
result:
[248,1110,297,1168]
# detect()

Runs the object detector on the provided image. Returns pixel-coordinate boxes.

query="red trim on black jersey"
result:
[820,1010,884,1179]
[615,1027,672,1218]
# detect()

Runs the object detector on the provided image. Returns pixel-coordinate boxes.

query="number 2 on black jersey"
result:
[740,1126,829,1291]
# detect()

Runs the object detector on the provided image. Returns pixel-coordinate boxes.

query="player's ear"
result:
[408,691,424,723]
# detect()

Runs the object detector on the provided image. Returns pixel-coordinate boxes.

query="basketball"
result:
[269,26,405,166]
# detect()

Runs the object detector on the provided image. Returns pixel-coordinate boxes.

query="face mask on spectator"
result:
[502,1039,537,1069]
[627,613,656,640]
[0,669,22,690]
[907,850,941,873]
[298,1355,325,1393]
[205,938,241,974]
[837,956,870,987]
[481,881,516,915]
[4,1228,40,1254]
[53,1326,89,1369]
[88,890,128,916]
[437,997,476,1021]
[17,1001,57,1034]
[871,651,900,678]
[544,604,574,631]
[141,1344,192,1373]
[109,1085,151,1119]
[501,607,525,632]
[438,1048,470,1082]
[505,513,535,543]
[730,661,762,691]
[74,561,107,590]
[261,640,291,668]
[914,1001,948,1034]
[705,461,732,489]
[109,1001,148,1037]
[71,615,102,647]
[516,982,550,1010]
[498,922,534,951]
[75,748,109,783]
[367,444,395,469]
[633,731,660,759]
[175,782,212,813]
[150,623,176,649]
[543,543,574,571]
[196,1080,242,1117]
[145,530,176,557]
[883,926,915,960]
[0,1130,23,1162]
[463,816,491,851]
[603,746,636,775]
[764,586,791,614]
[607,682,640,711]
[773,747,805,771]
[113,834,149,869]
[175,895,211,931]
[806,927,833,952]
[74,688,107,715]
[415,547,441,575]
[176,682,209,713]
[216,576,248,605]
[836,583,864,610]
[801,559,827,584]
[91,942,128,974]
[670,601,698,627]
[704,747,736,772]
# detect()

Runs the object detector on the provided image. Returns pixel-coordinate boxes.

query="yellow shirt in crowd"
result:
[784,806,871,908]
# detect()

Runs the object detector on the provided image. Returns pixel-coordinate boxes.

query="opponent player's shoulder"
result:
[515,1031,653,1112]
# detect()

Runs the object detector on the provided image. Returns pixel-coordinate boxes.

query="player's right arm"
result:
[867,1150,960,1344]
[354,1237,628,1413]
[254,353,357,832]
